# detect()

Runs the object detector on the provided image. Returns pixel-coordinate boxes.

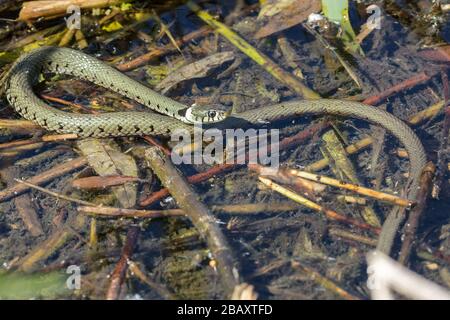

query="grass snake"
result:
[4,46,427,208]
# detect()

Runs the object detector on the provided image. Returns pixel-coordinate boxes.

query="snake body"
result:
[4,46,427,199]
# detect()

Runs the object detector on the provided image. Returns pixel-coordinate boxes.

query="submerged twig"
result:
[320,130,381,227]
[16,213,88,272]
[144,146,242,297]
[116,27,212,71]
[303,23,362,88]
[139,122,327,207]
[363,72,434,105]
[0,133,77,150]
[398,162,435,265]
[432,71,450,198]
[291,260,360,300]
[186,1,320,99]
[0,168,43,236]
[128,260,175,300]
[106,225,140,300]
[306,100,445,172]
[13,178,95,206]
[328,228,377,247]
[0,157,87,203]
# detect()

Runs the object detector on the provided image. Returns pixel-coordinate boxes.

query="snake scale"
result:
[4,46,427,201]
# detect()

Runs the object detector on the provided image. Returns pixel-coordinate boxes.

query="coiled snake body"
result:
[4,47,426,200]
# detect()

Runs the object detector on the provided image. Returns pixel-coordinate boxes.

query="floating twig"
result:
[285,169,414,207]
[258,176,380,234]
[249,163,326,197]
[78,202,301,218]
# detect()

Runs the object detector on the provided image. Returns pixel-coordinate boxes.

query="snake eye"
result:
[207,111,217,119]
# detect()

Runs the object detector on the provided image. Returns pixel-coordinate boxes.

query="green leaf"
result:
[321,0,363,55]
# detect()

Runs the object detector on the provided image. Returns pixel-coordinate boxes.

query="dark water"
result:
[0,0,448,300]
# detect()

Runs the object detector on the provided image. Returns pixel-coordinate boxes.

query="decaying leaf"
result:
[254,0,322,39]
[77,139,138,208]
[154,51,235,94]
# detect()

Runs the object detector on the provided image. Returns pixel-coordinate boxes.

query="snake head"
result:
[183,104,232,124]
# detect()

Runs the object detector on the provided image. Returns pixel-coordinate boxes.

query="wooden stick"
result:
[362,72,433,105]
[258,177,381,234]
[144,146,241,297]
[0,134,77,150]
[139,121,327,207]
[0,118,41,133]
[291,260,360,300]
[19,0,125,21]
[106,225,140,300]
[13,178,95,206]
[78,202,301,218]
[128,260,175,300]
[286,169,414,207]
[328,228,377,247]
[398,162,436,265]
